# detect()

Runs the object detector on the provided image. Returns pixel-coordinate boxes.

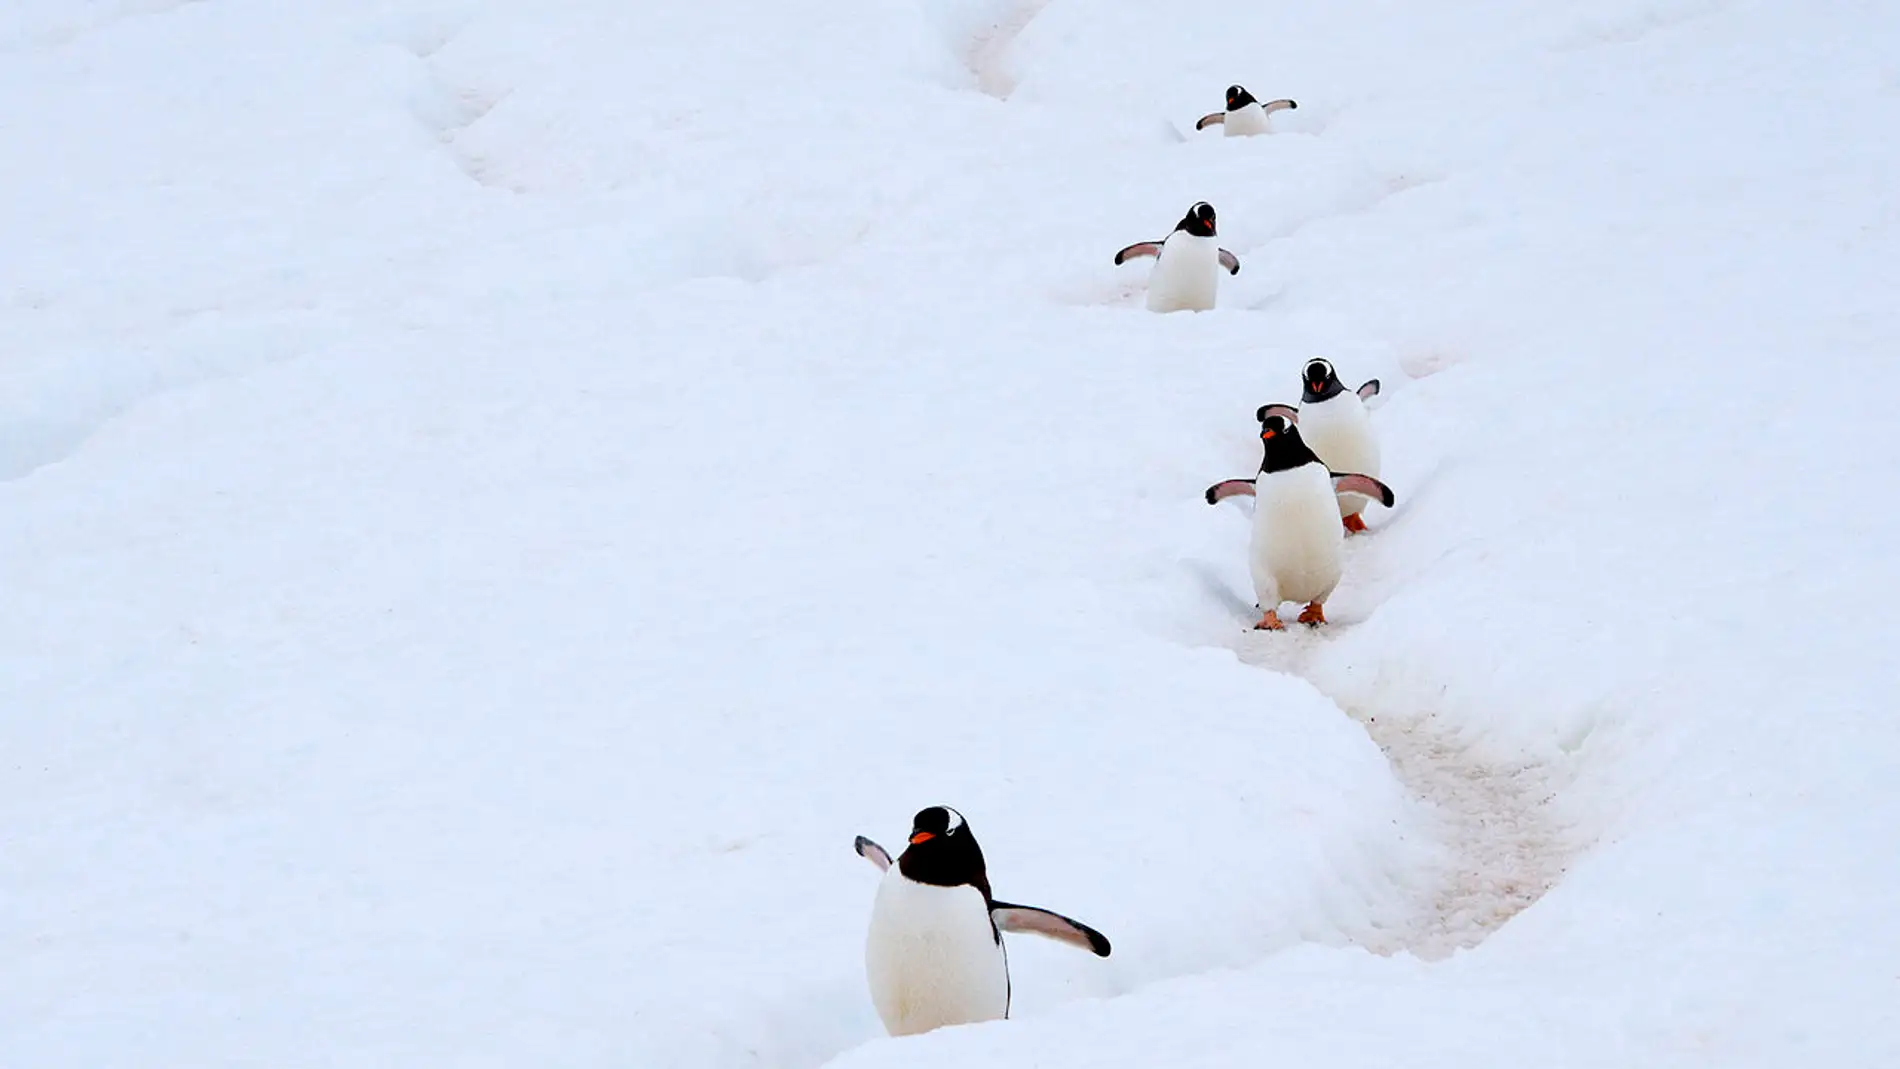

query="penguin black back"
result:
[1255,411,1323,473]
[897,806,993,902]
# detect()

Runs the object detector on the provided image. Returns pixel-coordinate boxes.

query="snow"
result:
[3,0,1897,1066]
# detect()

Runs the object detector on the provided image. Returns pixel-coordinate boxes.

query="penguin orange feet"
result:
[1343,513,1368,534]
[1298,601,1327,626]
[1253,609,1285,631]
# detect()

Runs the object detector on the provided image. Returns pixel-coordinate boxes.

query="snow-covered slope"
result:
[3,1,1896,1066]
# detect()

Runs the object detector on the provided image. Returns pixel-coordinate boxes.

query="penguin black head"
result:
[1258,412,1322,474]
[1176,201,1217,238]
[1301,358,1344,402]
[1225,85,1258,110]
[898,806,990,891]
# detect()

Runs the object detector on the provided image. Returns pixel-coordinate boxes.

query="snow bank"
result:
[3,0,1896,1066]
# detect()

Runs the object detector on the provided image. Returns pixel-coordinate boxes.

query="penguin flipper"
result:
[991,902,1112,957]
[1195,112,1226,130]
[1331,473,1395,508]
[1114,241,1162,265]
[1218,248,1240,275]
[1205,478,1258,505]
[1263,98,1298,114]
[1255,403,1300,424]
[854,835,892,872]
[1357,379,1381,401]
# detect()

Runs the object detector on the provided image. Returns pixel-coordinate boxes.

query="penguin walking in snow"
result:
[1205,411,1394,629]
[854,806,1111,1037]
[1195,85,1297,136]
[1262,358,1384,532]
[1113,201,1240,313]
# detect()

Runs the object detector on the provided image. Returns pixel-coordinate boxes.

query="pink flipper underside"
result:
[991,904,1112,956]
[1114,241,1162,264]
[1207,478,1257,503]
[1330,473,1395,507]
[1263,99,1297,114]
[1217,248,1240,274]
[1195,112,1225,130]
[854,836,892,872]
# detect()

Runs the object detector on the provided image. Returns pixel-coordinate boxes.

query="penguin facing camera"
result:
[1195,84,1297,136]
[855,806,1110,1036]
[1113,201,1240,313]
[1261,358,1384,533]
[1205,412,1394,629]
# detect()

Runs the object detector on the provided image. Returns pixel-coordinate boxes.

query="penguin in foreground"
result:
[1264,358,1384,532]
[1113,201,1241,313]
[1195,84,1298,137]
[854,806,1111,1037]
[1205,412,1394,629]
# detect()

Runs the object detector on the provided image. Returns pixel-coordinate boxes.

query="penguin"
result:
[1284,358,1384,532]
[1195,85,1298,137]
[1113,201,1241,313]
[1205,412,1394,629]
[854,806,1111,1037]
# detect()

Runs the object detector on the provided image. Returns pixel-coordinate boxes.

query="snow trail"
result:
[1236,632,1582,959]
[1346,704,1574,958]
[964,1,1049,98]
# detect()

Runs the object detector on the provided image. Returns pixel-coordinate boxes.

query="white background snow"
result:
[3,0,1897,1065]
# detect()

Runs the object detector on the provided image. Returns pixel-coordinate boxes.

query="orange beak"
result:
[909,831,935,845]
[1262,429,1277,440]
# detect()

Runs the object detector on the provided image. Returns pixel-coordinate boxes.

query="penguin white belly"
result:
[1223,103,1269,137]
[1299,398,1381,518]
[865,872,1010,1036]
[1144,233,1220,313]
[1250,464,1346,607]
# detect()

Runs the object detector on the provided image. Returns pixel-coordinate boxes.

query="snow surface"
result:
[3,0,1897,1066]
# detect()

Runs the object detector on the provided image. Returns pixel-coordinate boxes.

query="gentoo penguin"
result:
[1113,201,1241,313]
[1205,412,1394,629]
[1283,358,1383,532]
[854,806,1111,1037]
[1195,85,1298,137]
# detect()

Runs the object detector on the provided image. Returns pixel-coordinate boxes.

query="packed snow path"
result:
[1347,704,1574,958]
[963,0,1049,98]
[1237,633,1583,959]
[949,0,1581,964]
